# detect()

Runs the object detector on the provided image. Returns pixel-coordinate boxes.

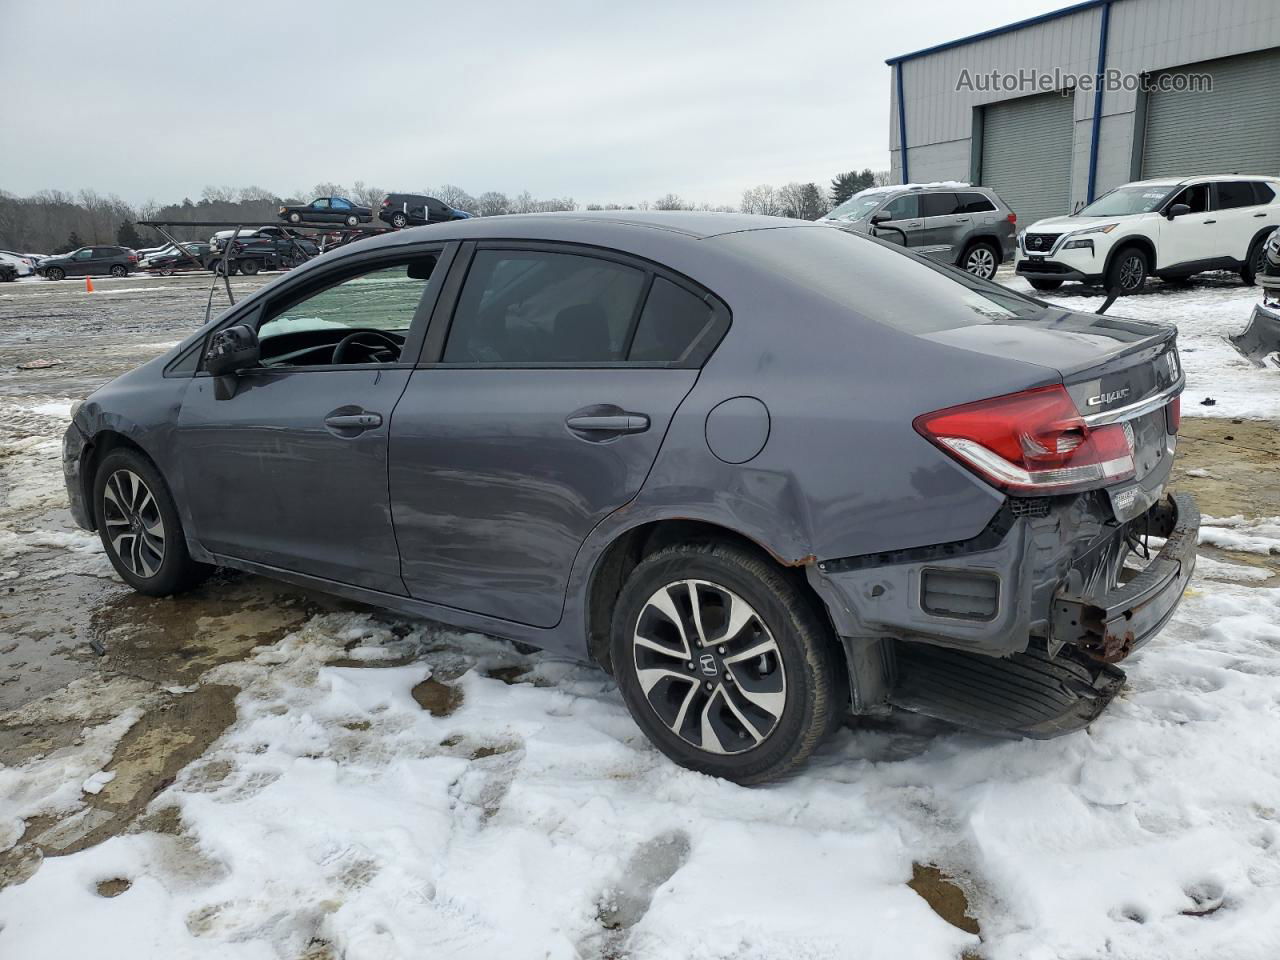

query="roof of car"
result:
[1128,175,1280,187]
[396,210,818,241]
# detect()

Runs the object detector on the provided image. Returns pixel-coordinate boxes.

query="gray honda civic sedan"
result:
[63,211,1198,783]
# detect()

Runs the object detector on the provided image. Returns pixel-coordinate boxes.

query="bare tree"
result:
[873,169,893,187]
[349,181,386,207]
[476,191,511,217]
[654,193,688,211]
[430,184,477,212]
[740,184,783,217]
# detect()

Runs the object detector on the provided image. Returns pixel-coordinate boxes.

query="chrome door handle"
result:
[566,413,649,434]
[324,412,382,429]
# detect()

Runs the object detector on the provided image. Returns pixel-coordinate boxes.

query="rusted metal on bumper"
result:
[1053,493,1199,663]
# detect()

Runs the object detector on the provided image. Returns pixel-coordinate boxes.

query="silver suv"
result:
[824,184,1018,280]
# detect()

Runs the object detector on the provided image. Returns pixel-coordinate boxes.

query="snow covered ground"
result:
[2,276,1279,959]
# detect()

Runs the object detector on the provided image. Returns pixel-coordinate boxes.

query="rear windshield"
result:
[713,226,1042,334]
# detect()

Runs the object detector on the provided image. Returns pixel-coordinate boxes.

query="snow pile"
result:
[2,550,1279,958]
[853,180,972,199]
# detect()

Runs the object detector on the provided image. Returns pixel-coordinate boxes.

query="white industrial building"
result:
[886,0,1280,227]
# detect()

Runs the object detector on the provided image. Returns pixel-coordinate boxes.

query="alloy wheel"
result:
[1119,254,1145,291]
[101,469,166,578]
[965,247,996,279]
[631,579,786,755]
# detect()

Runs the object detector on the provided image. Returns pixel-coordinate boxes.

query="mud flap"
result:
[888,642,1125,739]
[1230,302,1280,368]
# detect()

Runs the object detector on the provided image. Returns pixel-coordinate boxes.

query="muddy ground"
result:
[0,268,1277,951]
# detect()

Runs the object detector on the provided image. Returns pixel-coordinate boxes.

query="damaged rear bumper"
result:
[1051,492,1199,663]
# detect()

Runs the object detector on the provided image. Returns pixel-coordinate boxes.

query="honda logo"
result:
[698,654,718,677]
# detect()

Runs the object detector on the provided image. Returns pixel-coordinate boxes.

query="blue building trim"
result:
[1086,1,1113,202]
[885,0,1112,65]
[896,62,910,183]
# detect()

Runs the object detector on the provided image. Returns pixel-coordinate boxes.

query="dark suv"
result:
[37,246,137,281]
[824,185,1017,280]
[379,193,473,229]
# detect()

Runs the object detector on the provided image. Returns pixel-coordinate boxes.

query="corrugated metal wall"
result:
[981,92,1075,226]
[1141,47,1280,178]
[890,0,1280,205]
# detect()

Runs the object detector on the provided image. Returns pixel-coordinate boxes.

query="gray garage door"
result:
[981,91,1075,228]
[1142,47,1280,179]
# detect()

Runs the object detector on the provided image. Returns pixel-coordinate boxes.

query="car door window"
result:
[332,198,351,210]
[73,249,93,260]
[1216,182,1257,209]
[881,195,919,221]
[312,198,330,209]
[920,193,960,217]
[628,277,719,363]
[255,258,438,367]
[956,193,997,213]
[442,250,646,363]
[1169,184,1209,213]
[1253,183,1276,204]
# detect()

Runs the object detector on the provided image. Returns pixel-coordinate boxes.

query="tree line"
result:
[0,169,888,255]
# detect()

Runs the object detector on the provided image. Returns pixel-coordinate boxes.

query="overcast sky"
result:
[2,0,1065,207]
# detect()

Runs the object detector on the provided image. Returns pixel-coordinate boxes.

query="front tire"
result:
[961,241,999,280]
[238,258,260,276]
[610,541,841,784]
[1029,278,1062,292]
[46,267,65,281]
[288,212,302,224]
[93,448,210,596]
[1107,246,1149,294]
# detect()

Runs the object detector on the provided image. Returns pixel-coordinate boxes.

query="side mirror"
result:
[1167,203,1191,220]
[870,212,890,224]
[204,324,260,377]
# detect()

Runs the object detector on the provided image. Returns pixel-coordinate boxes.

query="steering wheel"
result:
[331,330,402,365]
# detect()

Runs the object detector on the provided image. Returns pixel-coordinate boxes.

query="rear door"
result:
[389,242,728,627]
[1211,181,1272,262]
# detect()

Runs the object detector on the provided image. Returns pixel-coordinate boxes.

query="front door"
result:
[390,245,727,628]
[67,248,95,277]
[177,250,447,592]
[1157,183,1217,270]
[872,194,925,250]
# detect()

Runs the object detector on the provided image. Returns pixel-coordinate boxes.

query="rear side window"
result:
[920,193,961,217]
[1253,182,1276,204]
[443,250,646,363]
[956,192,997,213]
[1216,182,1257,209]
[629,278,716,363]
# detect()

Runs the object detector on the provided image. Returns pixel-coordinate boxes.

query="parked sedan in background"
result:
[378,193,473,229]
[0,250,35,277]
[278,197,373,227]
[144,242,212,275]
[823,183,1017,279]
[36,245,137,280]
[63,211,1196,784]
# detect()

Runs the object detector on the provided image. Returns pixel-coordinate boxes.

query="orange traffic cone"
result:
[85,276,95,293]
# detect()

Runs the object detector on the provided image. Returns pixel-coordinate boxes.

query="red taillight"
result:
[128,255,138,262]
[914,384,1135,494]
[382,198,391,206]
[1006,212,1017,224]
[1166,395,1181,433]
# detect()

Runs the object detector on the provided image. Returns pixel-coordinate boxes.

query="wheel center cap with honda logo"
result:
[698,653,719,677]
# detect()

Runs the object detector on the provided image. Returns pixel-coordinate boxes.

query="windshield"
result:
[714,226,1042,334]
[1077,185,1174,217]
[824,193,891,222]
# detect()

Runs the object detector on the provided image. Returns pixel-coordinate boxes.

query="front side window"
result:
[920,193,960,217]
[255,258,437,366]
[881,194,919,221]
[1167,184,1209,214]
[443,250,646,363]
[74,249,93,260]
[311,198,330,209]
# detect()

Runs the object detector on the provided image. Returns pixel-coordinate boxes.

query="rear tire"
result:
[1242,235,1269,286]
[1106,246,1149,294]
[961,241,999,280]
[345,214,360,227]
[109,265,127,278]
[391,212,408,229]
[238,258,260,276]
[93,448,210,596]
[1029,278,1062,292]
[610,541,841,784]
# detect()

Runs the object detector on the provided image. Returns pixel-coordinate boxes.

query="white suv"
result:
[1016,175,1280,294]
